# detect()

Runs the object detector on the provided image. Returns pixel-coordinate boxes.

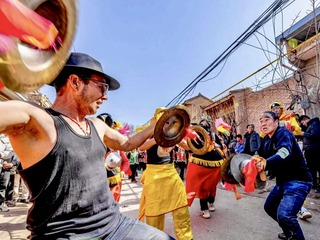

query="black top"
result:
[302,117,320,152]
[19,109,121,239]
[147,144,172,164]
[258,127,312,185]
[244,131,261,155]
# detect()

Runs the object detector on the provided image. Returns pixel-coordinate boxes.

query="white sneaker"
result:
[297,206,312,220]
[208,203,215,212]
[201,210,211,219]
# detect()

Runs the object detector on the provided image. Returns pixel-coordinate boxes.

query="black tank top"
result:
[19,109,121,239]
[146,144,172,164]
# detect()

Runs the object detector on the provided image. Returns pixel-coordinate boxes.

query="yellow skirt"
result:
[139,163,188,220]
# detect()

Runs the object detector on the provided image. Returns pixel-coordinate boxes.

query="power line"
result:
[165,0,295,107]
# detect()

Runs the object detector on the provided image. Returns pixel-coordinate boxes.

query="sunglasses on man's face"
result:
[84,78,109,95]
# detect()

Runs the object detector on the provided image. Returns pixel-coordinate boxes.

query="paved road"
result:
[1,177,320,240]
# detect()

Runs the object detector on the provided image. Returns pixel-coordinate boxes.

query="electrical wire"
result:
[165,0,295,108]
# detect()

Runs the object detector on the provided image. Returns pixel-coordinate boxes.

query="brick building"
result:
[184,8,320,137]
[201,78,300,136]
[275,7,320,118]
[182,93,212,124]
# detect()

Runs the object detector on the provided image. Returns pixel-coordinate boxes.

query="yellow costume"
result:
[139,163,193,240]
[270,101,301,135]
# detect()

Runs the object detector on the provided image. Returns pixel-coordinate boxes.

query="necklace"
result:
[60,113,90,136]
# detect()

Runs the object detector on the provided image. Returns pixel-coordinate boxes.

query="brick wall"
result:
[234,78,302,135]
[201,77,304,136]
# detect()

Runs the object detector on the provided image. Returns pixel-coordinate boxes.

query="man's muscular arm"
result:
[0,100,56,169]
[0,100,31,134]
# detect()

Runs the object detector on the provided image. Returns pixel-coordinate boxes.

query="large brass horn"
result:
[154,105,190,148]
[186,125,210,155]
[0,0,78,93]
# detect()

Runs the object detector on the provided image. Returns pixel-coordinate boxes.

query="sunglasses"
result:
[84,78,109,94]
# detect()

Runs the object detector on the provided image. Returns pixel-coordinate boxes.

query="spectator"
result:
[228,136,237,154]
[243,124,261,156]
[138,150,147,173]
[12,164,30,204]
[299,115,320,192]
[5,158,21,207]
[127,149,139,183]
[234,134,244,154]
[0,151,19,212]
[172,146,187,181]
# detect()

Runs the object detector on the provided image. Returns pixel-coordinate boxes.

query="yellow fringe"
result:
[107,173,121,185]
[189,156,225,167]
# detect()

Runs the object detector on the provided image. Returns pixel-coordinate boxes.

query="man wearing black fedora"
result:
[0,52,174,239]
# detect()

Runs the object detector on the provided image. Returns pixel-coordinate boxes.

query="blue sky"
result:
[40,0,312,127]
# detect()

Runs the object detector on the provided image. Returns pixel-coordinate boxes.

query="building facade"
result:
[275,7,320,118]
[182,93,213,124]
[202,78,300,137]
[184,8,320,137]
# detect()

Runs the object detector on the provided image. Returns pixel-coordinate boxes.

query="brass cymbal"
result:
[0,0,78,93]
[186,125,210,155]
[154,105,190,148]
[220,154,238,184]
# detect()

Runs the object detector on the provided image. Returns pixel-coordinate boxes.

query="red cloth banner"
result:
[0,0,58,49]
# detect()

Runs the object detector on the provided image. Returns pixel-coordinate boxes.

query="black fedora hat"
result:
[50,52,120,90]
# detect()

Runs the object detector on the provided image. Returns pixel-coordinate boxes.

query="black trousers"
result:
[176,161,186,180]
[305,150,320,187]
[200,195,215,211]
[129,164,138,181]
[139,162,146,172]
